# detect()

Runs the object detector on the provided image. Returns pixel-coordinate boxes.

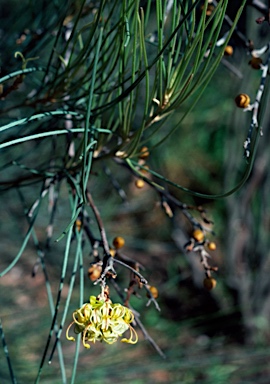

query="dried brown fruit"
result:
[192,229,204,242]
[235,93,250,108]
[224,45,233,56]
[207,242,217,251]
[203,277,217,290]
[135,179,145,189]
[113,236,125,249]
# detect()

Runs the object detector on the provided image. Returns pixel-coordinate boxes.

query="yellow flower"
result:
[66,294,138,349]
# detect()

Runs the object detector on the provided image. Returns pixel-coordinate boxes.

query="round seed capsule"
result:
[112,236,125,249]
[75,219,82,232]
[88,264,102,281]
[140,165,150,175]
[201,4,214,16]
[203,277,217,290]
[192,229,204,242]
[235,93,250,108]
[207,242,217,251]
[224,45,233,56]
[139,146,150,159]
[135,179,145,189]
[249,56,262,70]
[147,285,159,299]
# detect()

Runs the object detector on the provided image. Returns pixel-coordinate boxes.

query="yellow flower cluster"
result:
[66,295,138,349]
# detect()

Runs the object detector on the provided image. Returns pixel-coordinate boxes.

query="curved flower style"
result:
[66,294,138,349]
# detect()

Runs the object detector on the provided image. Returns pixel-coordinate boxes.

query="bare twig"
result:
[86,191,111,255]
[113,258,148,285]
[244,53,270,157]
[110,280,165,358]
[134,315,166,359]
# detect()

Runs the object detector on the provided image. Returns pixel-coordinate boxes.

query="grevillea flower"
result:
[66,290,138,349]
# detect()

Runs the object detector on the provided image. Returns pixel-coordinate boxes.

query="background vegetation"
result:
[1,1,270,383]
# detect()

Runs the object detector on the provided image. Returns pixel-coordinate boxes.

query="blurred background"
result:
[1,1,270,383]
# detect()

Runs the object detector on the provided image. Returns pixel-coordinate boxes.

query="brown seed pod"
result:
[147,285,159,299]
[135,179,145,189]
[75,219,82,232]
[112,236,125,249]
[201,4,214,16]
[235,93,250,108]
[224,45,233,56]
[139,146,150,159]
[207,242,217,251]
[140,165,150,175]
[206,4,214,16]
[88,263,102,281]
[249,56,262,70]
[192,229,204,242]
[203,277,217,290]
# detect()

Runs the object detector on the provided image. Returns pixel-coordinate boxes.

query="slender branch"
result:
[134,315,166,359]
[0,319,17,384]
[110,279,165,358]
[244,53,270,157]
[113,258,148,285]
[86,191,111,255]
